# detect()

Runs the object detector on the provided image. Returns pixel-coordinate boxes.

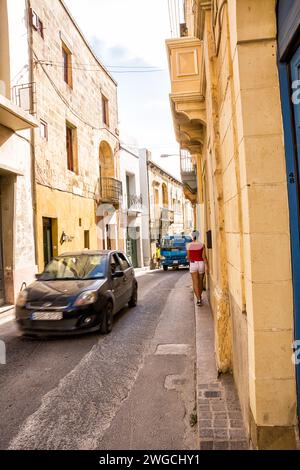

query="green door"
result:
[127,228,138,268]
[43,218,53,267]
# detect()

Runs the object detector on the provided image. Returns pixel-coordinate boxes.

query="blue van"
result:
[160,234,192,271]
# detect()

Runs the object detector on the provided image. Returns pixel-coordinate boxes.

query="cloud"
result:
[65,0,180,178]
[90,37,154,68]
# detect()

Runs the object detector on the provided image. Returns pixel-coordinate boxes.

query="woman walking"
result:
[187,230,209,306]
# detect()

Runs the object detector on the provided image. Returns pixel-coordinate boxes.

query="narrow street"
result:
[0,269,197,450]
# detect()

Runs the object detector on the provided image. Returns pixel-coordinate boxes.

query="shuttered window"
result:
[66,123,77,173]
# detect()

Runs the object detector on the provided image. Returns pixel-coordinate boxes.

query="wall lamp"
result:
[60,231,74,245]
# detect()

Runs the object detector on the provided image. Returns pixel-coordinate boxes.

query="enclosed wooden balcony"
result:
[166,36,206,151]
[100,177,123,207]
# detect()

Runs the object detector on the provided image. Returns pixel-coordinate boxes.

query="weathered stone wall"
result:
[147,160,189,256]
[28,0,120,268]
[0,0,36,303]
[187,0,297,449]
[120,141,144,268]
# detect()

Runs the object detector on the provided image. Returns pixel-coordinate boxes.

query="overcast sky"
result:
[65,0,181,179]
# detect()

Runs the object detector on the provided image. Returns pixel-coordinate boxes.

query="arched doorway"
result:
[99,140,114,180]
[98,141,117,250]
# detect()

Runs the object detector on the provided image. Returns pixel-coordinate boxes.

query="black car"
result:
[15,250,138,336]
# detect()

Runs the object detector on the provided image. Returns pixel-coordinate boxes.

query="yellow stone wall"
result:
[228,0,296,447]
[169,0,297,449]
[36,184,98,271]
[29,0,120,269]
[147,160,192,257]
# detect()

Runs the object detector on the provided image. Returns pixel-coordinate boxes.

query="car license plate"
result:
[173,260,179,264]
[31,311,63,321]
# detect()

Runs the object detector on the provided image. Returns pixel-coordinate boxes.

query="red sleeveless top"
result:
[188,242,204,262]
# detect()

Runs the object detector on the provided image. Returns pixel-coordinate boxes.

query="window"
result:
[62,42,72,87]
[40,254,107,280]
[40,120,48,140]
[84,231,90,249]
[118,252,131,269]
[30,9,44,38]
[101,94,109,126]
[110,254,122,274]
[126,173,136,209]
[66,122,77,173]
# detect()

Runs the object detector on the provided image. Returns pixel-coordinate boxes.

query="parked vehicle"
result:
[15,250,138,336]
[160,234,192,271]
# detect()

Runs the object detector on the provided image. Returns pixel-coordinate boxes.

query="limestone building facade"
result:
[147,155,194,262]
[0,0,38,307]
[119,139,144,268]
[27,0,121,271]
[166,0,299,449]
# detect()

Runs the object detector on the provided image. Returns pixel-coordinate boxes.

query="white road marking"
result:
[155,344,191,356]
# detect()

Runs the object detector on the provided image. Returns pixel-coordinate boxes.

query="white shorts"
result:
[190,261,205,274]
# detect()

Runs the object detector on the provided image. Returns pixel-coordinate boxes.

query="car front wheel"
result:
[100,301,113,334]
[128,284,138,307]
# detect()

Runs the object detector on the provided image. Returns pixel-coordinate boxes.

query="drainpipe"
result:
[26,0,38,270]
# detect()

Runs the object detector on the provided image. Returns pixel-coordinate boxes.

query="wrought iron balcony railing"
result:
[12,82,36,115]
[127,194,143,211]
[100,177,123,206]
[180,150,196,174]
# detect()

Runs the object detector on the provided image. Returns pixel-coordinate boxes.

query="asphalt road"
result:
[0,269,197,450]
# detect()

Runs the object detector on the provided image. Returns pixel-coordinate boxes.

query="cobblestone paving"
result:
[195,294,249,450]
[198,376,249,450]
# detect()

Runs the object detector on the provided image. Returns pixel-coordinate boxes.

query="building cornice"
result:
[147,160,183,187]
[171,92,205,104]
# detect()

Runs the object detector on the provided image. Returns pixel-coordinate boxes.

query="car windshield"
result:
[39,254,107,280]
[162,236,192,248]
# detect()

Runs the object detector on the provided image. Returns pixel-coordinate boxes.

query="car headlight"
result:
[160,256,165,260]
[74,290,97,306]
[16,290,28,307]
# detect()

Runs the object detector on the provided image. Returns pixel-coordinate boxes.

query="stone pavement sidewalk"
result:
[195,293,249,450]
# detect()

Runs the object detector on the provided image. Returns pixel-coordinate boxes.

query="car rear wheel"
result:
[163,266,168,271]
[128,284,138,307]
[100,301,113,334]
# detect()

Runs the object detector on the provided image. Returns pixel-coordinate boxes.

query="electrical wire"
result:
[168,0,181,38]
[167,0,173,37]
[38,60,162,70]
[170,0,176,37]
[31,51,119,138]
[174,0,179,37]
[40,63,165,74]
[36,60,165,73]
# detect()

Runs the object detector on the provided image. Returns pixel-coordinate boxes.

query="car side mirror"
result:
[112,271,124,279]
